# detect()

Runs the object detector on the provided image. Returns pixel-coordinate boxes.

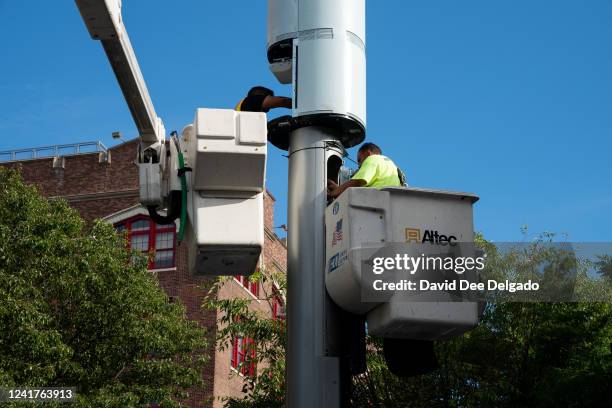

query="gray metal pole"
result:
[287,126,344,408]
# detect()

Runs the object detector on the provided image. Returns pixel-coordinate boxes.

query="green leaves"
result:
[203,269,286,408]
[0,167,207,407]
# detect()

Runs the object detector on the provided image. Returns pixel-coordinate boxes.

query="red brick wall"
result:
[263,191,288,273]
[3,140,139,198]
[1,140,287,407]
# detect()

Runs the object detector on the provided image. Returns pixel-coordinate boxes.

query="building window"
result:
[234,275,259,297]
[231,336,256,377]
[115,216,176,270]
[273,288,285,322]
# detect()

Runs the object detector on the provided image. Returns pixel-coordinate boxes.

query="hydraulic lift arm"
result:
[75,0,169,208]
[74,0,267,274]
[75,0,162,144]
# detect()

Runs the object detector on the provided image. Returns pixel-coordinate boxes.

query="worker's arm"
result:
[262,95,292,111]
[327,178,366,198]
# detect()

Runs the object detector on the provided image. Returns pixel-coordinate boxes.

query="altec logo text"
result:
[405,228,457,245]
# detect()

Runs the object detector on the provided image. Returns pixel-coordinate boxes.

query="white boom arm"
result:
[75,0,164,144]
[75,0,167,207]
[75,0,268,277]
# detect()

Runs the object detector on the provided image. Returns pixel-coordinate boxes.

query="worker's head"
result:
[247,86,274,98]
[357,142,382,165]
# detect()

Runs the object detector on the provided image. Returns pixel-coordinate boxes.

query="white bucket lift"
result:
[182,108,267,276]
[325,187,480,340]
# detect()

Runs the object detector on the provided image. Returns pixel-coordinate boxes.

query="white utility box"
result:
[325,187,480,340]
[192,109,267,192]
[182,109,267,276]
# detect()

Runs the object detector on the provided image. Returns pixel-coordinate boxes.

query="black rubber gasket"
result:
[267,113,366,151]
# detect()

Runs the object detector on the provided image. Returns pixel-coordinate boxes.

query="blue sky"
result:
[0,0,610,242]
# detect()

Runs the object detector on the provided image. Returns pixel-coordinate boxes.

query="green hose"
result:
[173,135,188,242]
[178,151,187,242]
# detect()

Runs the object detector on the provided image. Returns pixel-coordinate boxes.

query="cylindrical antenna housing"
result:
[267,0,366,150]
[267,0,298,84]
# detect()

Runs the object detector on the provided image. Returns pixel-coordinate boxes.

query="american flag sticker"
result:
[332,219,343,246]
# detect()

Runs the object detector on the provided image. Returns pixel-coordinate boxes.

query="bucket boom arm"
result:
[74,0,268,277]
[75,0,167,207]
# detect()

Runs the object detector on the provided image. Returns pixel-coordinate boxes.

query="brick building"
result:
[0,139,287,407]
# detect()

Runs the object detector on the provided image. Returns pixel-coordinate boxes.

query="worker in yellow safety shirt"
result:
[327,142,406,198]
[235,86,292,112]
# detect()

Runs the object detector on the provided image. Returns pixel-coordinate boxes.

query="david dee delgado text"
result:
[371,253,540,293]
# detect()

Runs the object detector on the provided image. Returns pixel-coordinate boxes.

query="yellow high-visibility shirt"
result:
[351,154,401,188]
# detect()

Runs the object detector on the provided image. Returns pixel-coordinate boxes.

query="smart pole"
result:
[267,1,367,406]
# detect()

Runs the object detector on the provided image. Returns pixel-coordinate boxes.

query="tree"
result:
[0,167,208,407]
[595,255,612,281]
[350,303,611,408]
[203,268,286,408]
